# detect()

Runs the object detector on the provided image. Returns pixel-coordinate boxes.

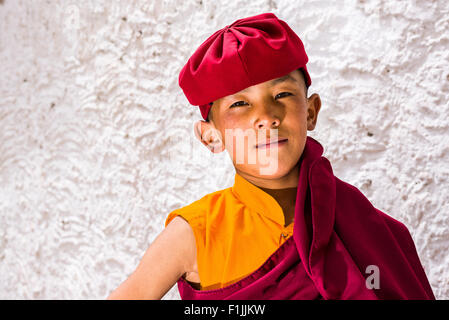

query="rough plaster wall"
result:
[0,0,447,299]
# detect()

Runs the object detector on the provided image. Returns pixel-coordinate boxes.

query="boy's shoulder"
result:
[164,186,233,227]
[333,175,411,236]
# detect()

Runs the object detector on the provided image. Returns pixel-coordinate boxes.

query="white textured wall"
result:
[0,0,448,300]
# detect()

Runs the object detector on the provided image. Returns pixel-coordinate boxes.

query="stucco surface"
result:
[0,0,448,299]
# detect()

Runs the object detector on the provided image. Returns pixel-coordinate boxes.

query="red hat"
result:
[178,13,311,121]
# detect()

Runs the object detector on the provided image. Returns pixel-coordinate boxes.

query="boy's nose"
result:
[257,118,280,129]
[255,105,280,129]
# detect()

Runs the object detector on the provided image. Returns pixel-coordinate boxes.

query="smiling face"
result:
[195,69,321,189]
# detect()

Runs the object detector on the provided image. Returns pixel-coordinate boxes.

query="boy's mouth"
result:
[255,138,288,149]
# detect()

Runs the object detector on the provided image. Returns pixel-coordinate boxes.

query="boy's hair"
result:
[206,68,309,123]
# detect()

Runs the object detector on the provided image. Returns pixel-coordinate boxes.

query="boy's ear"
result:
[193,120,224,153]
[193,120,204,142]
[306,93,322,131]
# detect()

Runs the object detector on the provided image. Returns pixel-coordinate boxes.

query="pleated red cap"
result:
[178,13,311,121]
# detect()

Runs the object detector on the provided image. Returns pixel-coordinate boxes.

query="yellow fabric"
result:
[165,172,294,290]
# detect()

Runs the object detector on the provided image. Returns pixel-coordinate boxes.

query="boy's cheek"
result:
[225,135,252,164]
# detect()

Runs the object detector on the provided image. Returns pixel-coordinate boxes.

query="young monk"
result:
[108,13,435,300]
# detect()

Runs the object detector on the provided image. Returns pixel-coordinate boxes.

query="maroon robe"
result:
[176,136,435,300]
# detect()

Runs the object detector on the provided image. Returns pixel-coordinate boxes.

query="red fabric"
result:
[176,137,435,300]
[178,13,311,121]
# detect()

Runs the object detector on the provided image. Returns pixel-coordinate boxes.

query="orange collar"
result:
[231,173,286,226]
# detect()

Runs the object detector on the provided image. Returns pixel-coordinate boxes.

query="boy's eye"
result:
[275,92,292,99]
[229,101,248,108]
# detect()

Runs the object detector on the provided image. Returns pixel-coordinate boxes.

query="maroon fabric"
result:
[176,137,435,300]
[178,13,311,121]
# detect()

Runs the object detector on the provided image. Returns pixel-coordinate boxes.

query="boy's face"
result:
[195,69,321,188]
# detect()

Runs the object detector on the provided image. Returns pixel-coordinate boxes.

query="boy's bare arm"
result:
[107,216,197,300]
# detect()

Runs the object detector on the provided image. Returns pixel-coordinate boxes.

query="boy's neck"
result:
[258,185,297,227]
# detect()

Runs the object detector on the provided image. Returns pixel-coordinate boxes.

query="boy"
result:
[108,13,434,300]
